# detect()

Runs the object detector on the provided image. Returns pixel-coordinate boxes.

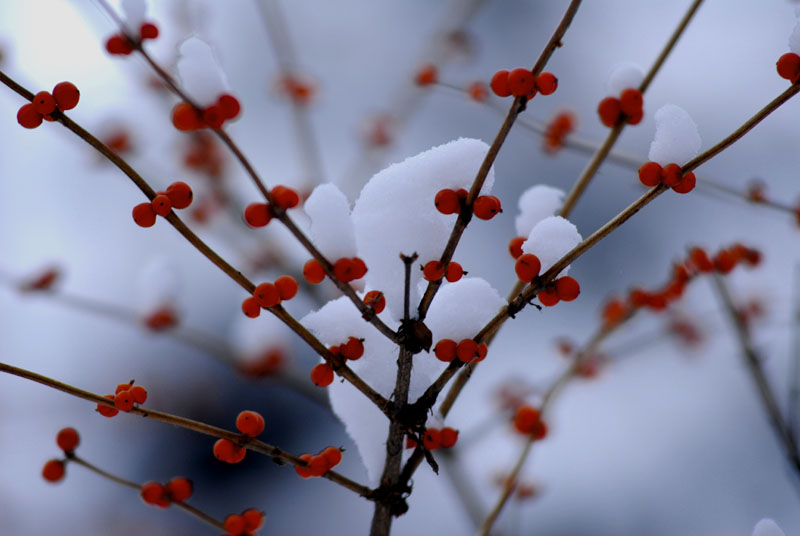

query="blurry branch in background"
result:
[790,266,800,441]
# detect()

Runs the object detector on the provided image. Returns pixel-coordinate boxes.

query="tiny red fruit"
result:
[508,68,535,97]
[132,202,157,228]
[303,259,326,284]
[423,261,445,282]
[434,339,457,362]
[363,290,386,314]
[52,82,80,111]
[151,194,172,217]
[515,253,541,283]
[473,195,502,220]
[535,72,558,95]
[311,363,334,387]
[445,262,464,283]
[435,188,461,215]
[56,427,80,452]
[236,410,266,437]
[244,202,272,228]
[165,181,193,209]
[555,276,580,302]
[490,70,512,97]
[17,103,43,129]
[638,161,662,188]
[597,96,621,127]
[254,282,281,308]
[42,459,65,482]
[271,185,300,209]
[165,477,193,502]
[275,275,299,301]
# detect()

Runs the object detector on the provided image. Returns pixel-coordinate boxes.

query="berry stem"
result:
[0,360,374,498]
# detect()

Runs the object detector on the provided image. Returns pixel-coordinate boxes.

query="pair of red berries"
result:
[213,410,266,464]
[223,508,265,535]
[303,257,368,285]
[243,185,301,228]
[490,69,558,99]
[406,427,459,450]
[309,339,362,387]
[434,188,503,220]
[97,382,148,417]
[422,260,464,283]
[597,88,644,127]
[537,277,581,307]
[777,52,800,84]
[241,276,299,317]
[42,427,82,483]
[638,162,696,194]
[433,338,488,363]
[105,23,159,55]
[17,82,80,129]
[513,405,548,439]
[140,477,193,508]
[295,447,343,478]
[132,181,194,227]
[172,94,241,131]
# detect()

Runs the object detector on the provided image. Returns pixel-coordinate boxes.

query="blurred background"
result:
[1,0,800,534]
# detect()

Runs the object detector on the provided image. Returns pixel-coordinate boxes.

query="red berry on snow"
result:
[467,81,488,102]
[17,103,43,129]
[217,94,241,120]
[172,102,203,131]
[514,253,541,283]
[202,105,225,129]
[311,363,334,387]
[440,427,459,448]
[435,188,461,215]
[139,22,159,40]
[351,257,368,280]
[434,339,457,362]
[661,163,682,187]
[423,261,445,282]
[456,339,479,363]
[341,337,364,360]
[619,88,643,117]
[295,454,314,479]
[333,258,356,283]
[105,34,134,55]
[672,171,696,194]
[513,405,541,435]
[445,262,464,282]
[52,82,80,111]
[473,195,502,220]
[364,290,386,314]
[508,237,525,259]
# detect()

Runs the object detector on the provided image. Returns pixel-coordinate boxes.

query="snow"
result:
[605,62,644,96]
[789,21,800,54]
[230,306,293,365]
[647,104,701,166]
[522,216,582,278]
[176,36,230,107]
[352,138,494,319]
[121,0,146,34]
[752,519,786,536]
[425,277,506,343]
[137,258,180,313]
[304,184,357,261]
[514,185,565,237]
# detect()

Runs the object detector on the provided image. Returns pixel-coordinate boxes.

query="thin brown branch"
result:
[1,361,374,498]
[790,266,800,440]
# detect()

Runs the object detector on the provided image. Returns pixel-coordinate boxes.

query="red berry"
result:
[172,102,203,131]
[311,363,334,387]
[308,455,329,477]
[202,105,225,129]
[224,514,246,535]
[42,459,65,482]
[473,195,502,220]
[626,108,644,125]
[777,52,800,82]
[456,339,478,363]
[619,88,643,117]
[141,481,167,506]
[713,250,737,274]
[17,103,43,129]
[440,427,459,448]
[254,282,281,308]
[672,171,696,194]
[555,276,580,301]
[242,296,261,318]
[333,258,357,283]
[165,181,193,209]
[56,427,80,452]
[236,410,266,437]
[275,275,299,301]
[165,477,193,502]
[434,339,457,362]
[538,285,560,306]
[602,298,628,326]
[508,68,535,97]
[490,70,512,98]
[213,438,246,463]
[445,262,464,283]
[52,82,80,111]
[132,202,157,227]
[217,94,241,120]
[513,405,541,435]
[105,34,134,55]
[532,419,548,440]
[597,96,621,127]
[321,446,343,468]
[97,394,119,418]
[515,253,541,283]
[535,72,558,95]
[467,81,488,102]
[130,385,147,404]
[475,342,488,362]
[351,257,368,280]
[508,237,525,259]
[406,436,418,449]
[661,163,682,187]
[423,261,445,282]
[638,161,662,188]
[115,390,135,411]
[423,428,441,450]
[243,202,272,228]
[139,22,159,40]
[341,337,364,360]
[295,454,314,479]
[242,508,265,531]
[435,189,461,215]
[364,290,386,314]
[415,64,437,86]
[115,382,133,394]
[272,185,300,209]
[151,194,172,217]
[303,259,326,284]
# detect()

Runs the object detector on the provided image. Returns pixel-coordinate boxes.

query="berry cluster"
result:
[638,161,696,194]
[513,253,580,305]
[244,185,301,228]
[512,405,548,440]
[405,426,459,450]
[422,260,464,283]
[433,338,488,364]
[490,69,558,99]
[97,381,148,417]
[777,52,800,84]
[303,257,368,285]
[294,447,343,478]
[310,338,364,386]
[132,181,194,227]
[105,22,159,55]
[223,508,265,536]
[17,82,80,129]
[597,88,643,127]
[242,275,299,317]
[434,188,502,220]
[213,411,266,464]
[140,477,193,508]
[172,94,241,131]
[42,427,81,483]
[543,111,576,154]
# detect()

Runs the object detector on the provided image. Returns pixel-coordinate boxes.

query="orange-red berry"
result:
[364,290,386,314]
[473,195,502,220]
[308,455,329,477]
[532,419,548,440]
[52,82,80,111]
[165,181,193,209]
[224,514,247,535]
[434,339,457,362]
[490,70,512,97]
[132,202,157,228]
[254,282,281,308]
[242,508,265,531]
[275,275,299,301]
[130,385,147,404]
[661,163,682,187]
[445,262,464,283]
[538,285,560,306]
[105,34,134,55]
[311,363,334,387]
[213,438,246,464]
[351,257,368,280]
[423,428,441,450]
[151,194,172,217]
[535,72,558,95]
[243,202,272,228]
[415,64,437,86]
[672,171,696,194]
[456,339,478,363]
[467,81,488,102]
[513,405,541,435]
[165,477,193,502]
[689,247,713,273]
[555,276,580,301]
[515,253,541,283]
[33,91,57,115]
[272,185,300,209]
[139,22,159,40]
[508,237,525,259]
[242,296,260,318]
[777,52,800,82]
[597,96,621,127]
[440,427,459,448]
[97,394,119,418]
[115,390,135,412]
[17,103,43,129]
[56,427,80,452]
[423,261,445,282]
[341,337,364,360]
[42,459,65,482]
[638,161,662,188]
[333,258,358,283]
[141,481,167,506]
[217,94,241,120]
[295,454,314,479]
[508,68,535,97]
[619,88,643,117]
[435,188,461,215]
[236,410,266,437]
[172,102,203,131]
[322,446,343,468]
[303,259,326,284]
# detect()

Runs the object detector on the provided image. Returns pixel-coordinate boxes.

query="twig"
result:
[790,266,800,440]
[1,361,373,498]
